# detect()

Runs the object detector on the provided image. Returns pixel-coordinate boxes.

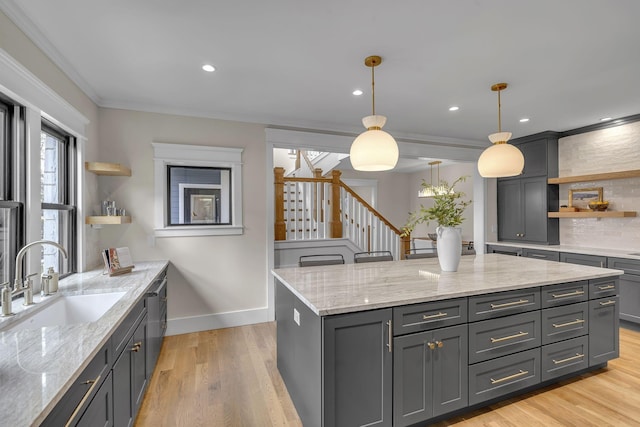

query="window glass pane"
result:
[41,208,71,275]
[167,166,231,225]
[40,129,65,204]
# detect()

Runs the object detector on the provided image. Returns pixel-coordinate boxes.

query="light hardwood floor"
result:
[136,324,640,427]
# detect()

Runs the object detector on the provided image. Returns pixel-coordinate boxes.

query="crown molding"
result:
[0,1,102,105]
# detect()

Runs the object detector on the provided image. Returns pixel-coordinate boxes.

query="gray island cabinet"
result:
[273,254,622,427]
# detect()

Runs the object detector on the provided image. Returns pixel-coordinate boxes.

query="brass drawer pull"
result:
[65,375,101,427]
[599,300,616,306]
[598,284,615,290]
[552,290,584,298]
[490,331,529,343]
[423,312,448,320]
[553,353,584,365]
[490,299,529,309]
[552,319,585,328]
[490,369,528,385]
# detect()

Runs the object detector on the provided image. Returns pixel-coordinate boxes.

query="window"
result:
[0,97,25,284]
[152,143,243,237]
[41,121,76,277]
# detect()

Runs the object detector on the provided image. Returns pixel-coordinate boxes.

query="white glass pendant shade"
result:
[351,115,399,171]
[477,142,525,178]
[488,131,512,144]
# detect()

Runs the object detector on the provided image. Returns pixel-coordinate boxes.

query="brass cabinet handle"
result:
[553,319,585,328]
[490,331,529,343]
[599,300,616,306]
[435,340,444,348]
[134,341,143,347]
[386,320,392,353]
[162,321,167,330]
[598,284,615,290]
[553,353,584,365]
[552,290,584,298]
[427,342,436,350]
[65,375,101,427]
[131,343,141,352]
[423,312,448,320]
[490,369,528,385]
[530,253,547,258]
[490,299,529,309]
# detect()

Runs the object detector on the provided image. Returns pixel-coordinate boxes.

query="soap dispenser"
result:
[1,282,11,316]
[48,267,59,293]
[41,270,52,296]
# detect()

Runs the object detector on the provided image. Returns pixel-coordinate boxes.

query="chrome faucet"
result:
[1,240,68,317]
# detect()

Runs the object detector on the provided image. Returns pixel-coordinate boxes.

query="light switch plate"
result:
[293,308,300,326]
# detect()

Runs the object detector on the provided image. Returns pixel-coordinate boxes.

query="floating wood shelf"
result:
[85,215,132,225]
[548,211,637,218]
[548,169,640,184]
[85,162,131,176]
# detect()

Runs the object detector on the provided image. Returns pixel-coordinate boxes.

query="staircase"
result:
[274,167,410,260]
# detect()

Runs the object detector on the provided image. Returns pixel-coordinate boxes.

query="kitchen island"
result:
[272,254,623,427]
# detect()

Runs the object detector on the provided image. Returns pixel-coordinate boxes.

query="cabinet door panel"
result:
[323,309,392,427]
[497,179,522,241]
[522,177,548,243]
[132,315,148,413]
[432,324,468,418]
[560,252,606,268]
[113,337,134,427]
[619,274,640,323]
[518,138,548,178]
[589,297,620,366]
[541,302,588,345]
[77,372,113,427]
[541,336,588,382]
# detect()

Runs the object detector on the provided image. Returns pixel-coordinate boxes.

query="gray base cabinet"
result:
[393,324,467,426]
[608,257,640,324]
[77,372,113,427]
[323,309,393,427]
[589,296,619,365]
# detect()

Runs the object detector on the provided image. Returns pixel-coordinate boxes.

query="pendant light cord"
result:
[371,62,376,116]
[497,89,502,132]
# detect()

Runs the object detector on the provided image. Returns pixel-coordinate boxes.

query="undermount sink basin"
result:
[2,292,126,332]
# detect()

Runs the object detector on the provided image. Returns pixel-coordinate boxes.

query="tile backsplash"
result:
[558,121,640,251]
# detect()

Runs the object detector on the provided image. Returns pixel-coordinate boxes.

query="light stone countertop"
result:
[0,260,169,427]
[272,254,623,316]
[485,242,640,260]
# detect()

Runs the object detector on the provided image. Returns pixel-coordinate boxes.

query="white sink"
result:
[2,292,126,332]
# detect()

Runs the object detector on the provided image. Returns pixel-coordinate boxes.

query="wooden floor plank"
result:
[136,324,640,427]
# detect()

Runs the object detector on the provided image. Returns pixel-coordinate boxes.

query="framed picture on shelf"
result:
[568,187,603,210]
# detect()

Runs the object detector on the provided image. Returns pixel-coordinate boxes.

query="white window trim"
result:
[152,142,243,237]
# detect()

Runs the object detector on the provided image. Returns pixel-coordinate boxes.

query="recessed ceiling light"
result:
[352,89,363,96]
[202,64,216,72]
[449,106,459,111]
[519,118,530,123]
[600,117,612,122]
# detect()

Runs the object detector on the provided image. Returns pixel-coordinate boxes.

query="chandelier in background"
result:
[418,160,453,198]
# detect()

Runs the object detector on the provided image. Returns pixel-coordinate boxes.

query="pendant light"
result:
[418,161,453,198]
[350,55,399,171]
[477,83,525,178]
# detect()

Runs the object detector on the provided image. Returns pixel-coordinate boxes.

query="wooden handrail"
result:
[340,183,403,235]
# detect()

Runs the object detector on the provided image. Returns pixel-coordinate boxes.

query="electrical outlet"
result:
[293,308,300,326]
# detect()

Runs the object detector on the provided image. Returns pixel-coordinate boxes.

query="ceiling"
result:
[3,0,640,151]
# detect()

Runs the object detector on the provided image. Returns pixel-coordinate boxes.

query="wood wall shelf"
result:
[85,162,131,176]
[85,216,132,225]
[548,211,637,218]
[548,169,640,184]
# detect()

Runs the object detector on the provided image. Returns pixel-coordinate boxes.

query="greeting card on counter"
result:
[103,246,134,276]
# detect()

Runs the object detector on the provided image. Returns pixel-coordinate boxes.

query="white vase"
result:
[436,226,462,272]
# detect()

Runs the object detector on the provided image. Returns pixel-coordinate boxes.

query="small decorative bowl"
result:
[588,201,609,211]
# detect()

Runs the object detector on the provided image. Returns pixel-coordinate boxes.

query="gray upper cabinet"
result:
[497,132,559,245]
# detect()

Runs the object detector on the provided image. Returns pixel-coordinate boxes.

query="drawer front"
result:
[541,281,588,308]
[589,277,619,299]
[469,348,540,406]
[522,248,560,262]
[560,252,606,268]
[469,288,541,321]
[469,311,541,364]
[541,336,589,382]
[541,302,588,345]
[608,257,640,276]
[393,298,467,336]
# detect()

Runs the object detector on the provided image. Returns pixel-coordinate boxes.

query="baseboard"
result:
[165,307,270,336]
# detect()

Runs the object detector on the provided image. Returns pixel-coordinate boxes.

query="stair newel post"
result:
[330,170,343,238]
[274,167,286,240]
[314,168,323,224]
[401,232,411,260]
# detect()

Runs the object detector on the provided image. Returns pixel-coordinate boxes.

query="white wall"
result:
[96,109,268,334]
[558,121,640,251]
[407,162,476,242]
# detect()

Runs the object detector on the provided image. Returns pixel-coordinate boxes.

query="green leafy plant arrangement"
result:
[401,176,471,236]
